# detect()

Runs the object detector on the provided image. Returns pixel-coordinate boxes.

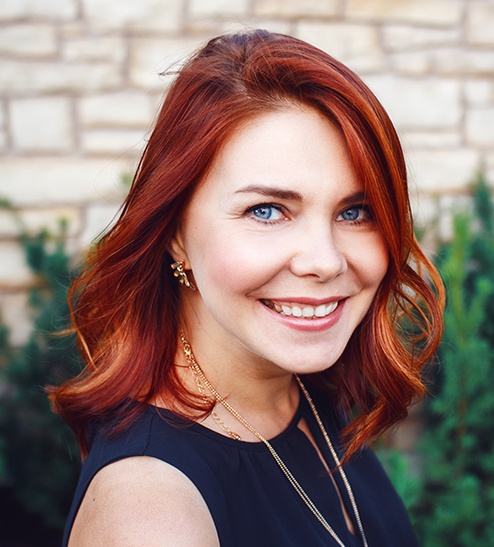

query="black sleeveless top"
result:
[63,390,419,546]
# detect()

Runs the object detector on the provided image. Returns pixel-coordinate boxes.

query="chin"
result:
[268,351,343,376]
[287,336,347,366]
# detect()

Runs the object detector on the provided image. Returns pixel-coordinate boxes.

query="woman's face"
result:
[172,106,389,376]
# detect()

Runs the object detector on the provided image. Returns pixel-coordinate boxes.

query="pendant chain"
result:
[189,362,242,440]
[180,333,368,547]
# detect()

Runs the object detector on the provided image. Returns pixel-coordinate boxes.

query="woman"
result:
[52,30,444,546]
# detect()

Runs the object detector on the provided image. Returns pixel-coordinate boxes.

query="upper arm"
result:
[68,456,220,547]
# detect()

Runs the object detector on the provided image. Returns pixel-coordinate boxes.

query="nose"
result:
[289,225,347,282]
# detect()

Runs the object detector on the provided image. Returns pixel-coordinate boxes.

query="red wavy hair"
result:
[50,30,444,459]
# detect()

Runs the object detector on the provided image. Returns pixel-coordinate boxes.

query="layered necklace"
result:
[180,333,368,547]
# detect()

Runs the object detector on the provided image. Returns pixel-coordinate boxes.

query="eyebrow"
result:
[234,185,303,202]
[235,185,367,205]
[340,191,367,206]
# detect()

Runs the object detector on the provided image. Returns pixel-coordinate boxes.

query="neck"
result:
[178,329,300,440]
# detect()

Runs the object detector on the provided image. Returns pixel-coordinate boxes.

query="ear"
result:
[168,228,189,264]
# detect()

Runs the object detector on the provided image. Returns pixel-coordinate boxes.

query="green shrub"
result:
[0,218,82,532]
[380,174,494,545]
[412,174,494,545]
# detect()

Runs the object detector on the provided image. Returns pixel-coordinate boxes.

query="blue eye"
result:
[250,205,284,222]
[253,206,273,219]
[338,205,371,223]
[340,207,361,221]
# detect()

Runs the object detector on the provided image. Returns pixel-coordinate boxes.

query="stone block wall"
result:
[1,0,493,347]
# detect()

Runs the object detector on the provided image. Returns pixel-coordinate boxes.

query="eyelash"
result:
[244,203,287,225]
[337,204,373,226]
[243,203,374,226]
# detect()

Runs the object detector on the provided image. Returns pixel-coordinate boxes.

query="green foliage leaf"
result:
[0,223,83,531]
[379,173,494,546]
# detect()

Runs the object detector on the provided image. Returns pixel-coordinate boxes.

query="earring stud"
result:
[171,261,196,290]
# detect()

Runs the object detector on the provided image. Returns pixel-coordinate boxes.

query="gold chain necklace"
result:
[180,333,368,547]
[189,361,242,440]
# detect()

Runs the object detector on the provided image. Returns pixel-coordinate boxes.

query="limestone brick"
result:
[390,51,432,75]
[10,97,74,153]
[402,131,461,149]
[410,149,480,192]
[253,0,341,18]
[466,2,494,46]
[0,242,34,289]
[82,0,184,32]
[347,0,462,27]
[0,292,32,347]
[409,190,439,233]
[0,0,77,21]
[79,93,153,129]
[296,23,385,73]
[189,0,249,17]
[466,108,494,147]
[217,20,292,36]
[0,25,57,58]
[465,81,494,107]
[486,154,494,186]
[81,129,146,156]
[0,62,123,96]
[0,211,18,237]
[63,37,126,64]
[129,38,199,89]
[0,102,7,150]
[382,26,460,52]
[434,194,474,242]
[185,19,292,37]
[433,49,494,76]
[1,208,82,238]
[364,76,462,130]
[0,208,81,239]
[0,158,129,206]
[61,22,87,40]
[183,20,226,36]
[79,203,122,248]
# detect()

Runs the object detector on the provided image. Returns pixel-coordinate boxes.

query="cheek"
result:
[352,235,389,288]
[192,230,279,295]
[208,256,249,292]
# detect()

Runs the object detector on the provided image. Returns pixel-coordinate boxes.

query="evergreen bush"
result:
[0,214,82,540]
[382,174,494,545]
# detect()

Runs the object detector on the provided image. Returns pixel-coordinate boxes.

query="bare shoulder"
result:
[68,456,220,546]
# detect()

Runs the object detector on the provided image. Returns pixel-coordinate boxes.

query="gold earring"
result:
[171,261,196,290]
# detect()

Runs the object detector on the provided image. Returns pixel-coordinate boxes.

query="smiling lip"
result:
[260,297,346,331]
[261,298,340,319]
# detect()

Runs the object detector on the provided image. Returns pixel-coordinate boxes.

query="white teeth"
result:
[315,304,326,317]
[264,300,340,319]
[326,302,338,314]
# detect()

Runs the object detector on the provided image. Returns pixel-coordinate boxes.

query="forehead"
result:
[194,106,360,199]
